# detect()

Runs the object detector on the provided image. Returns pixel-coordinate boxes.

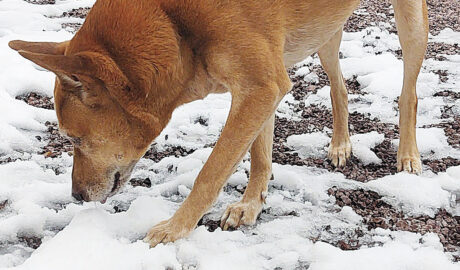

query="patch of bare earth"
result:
[24,0,55,4]
[273,105,400,182]
[426,0,460,35]
[61,8,91,33]
[424,106,460,150]
[0,200,8,211]
[344,0,395,33]
[328,187,460,258]
[15,92,73,159]
[62,7,91,19]
[344,0,460,36]
[0,157,18,165]
[17,235,42,250]
[16,92,54,110]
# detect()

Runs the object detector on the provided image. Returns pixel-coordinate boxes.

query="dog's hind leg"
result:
[392,0,428,174]
[318,27,351,168]
[220,114,274,230]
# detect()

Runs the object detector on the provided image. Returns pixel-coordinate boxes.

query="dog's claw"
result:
[397,155,422,175]
[143,219,190,247]
[328,139,352,168]
[220,201,262,230]
[397,145,422,174]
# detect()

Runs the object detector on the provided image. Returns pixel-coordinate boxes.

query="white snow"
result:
[286,132,330,159]
[338,206,363,224]
[350,132,385,165]
[295,66,310,77]
[430,28,460,45]
[0,0,459,269]
[309,239,458,270]
[392,128,460,160]
[365,173,458,217]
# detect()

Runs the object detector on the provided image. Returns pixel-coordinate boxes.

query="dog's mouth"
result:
[111,172,121,193]
[102,161,137,203]
[101,173,127,203]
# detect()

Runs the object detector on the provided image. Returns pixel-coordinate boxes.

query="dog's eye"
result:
[59,75,83,90]
[81,94,102,110]
[71,75,80,82]
[88,103,101,110]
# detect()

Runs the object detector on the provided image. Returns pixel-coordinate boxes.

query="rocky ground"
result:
[2,0,459,267]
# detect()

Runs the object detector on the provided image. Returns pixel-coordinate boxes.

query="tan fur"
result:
[9,0,428,246]
[318,27,352,168]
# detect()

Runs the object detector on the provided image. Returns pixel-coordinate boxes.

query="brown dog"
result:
[9,0,428,246]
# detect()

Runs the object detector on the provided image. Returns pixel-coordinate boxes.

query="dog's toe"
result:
[328,141,352,168]
[397,156,422,174]
[144,219,190,247]
[143,220,169,247]
[220,201,262,231]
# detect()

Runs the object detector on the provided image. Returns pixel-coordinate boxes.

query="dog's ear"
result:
[13,45,160,132]
[16,50,94,84]
[9,40,69,55]
[10,40,86,85]
[17,49,160,131]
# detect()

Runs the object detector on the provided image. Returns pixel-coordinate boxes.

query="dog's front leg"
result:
[392,0,428,174]
[144,69,291,247]
[220,113,275,230]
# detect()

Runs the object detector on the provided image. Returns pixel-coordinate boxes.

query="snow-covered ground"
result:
[0,0,459,269]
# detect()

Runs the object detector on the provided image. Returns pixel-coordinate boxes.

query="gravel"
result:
[424,158,460,173]
[0,200,8,211]
[40,121,73,158]
[424,106,460,150]
[15,92,54,110]
[143,145,197,163]
[61,7,91,19]
[272,102,401,182]
[435,90,460,100]
[344,0,460,36]
[129,177,152,188]
[17,235,42,250]
[0,157,19,165]
[426,0,460,35]
[344,0,395,33]
[328,187,460,254]
[24,0,55,5]
[60,7,91,32]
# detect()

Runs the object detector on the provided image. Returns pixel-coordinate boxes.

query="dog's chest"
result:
[283,24,340,68]
[283,26,319,67]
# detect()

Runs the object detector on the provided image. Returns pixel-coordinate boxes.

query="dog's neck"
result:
[145,24,213,130]
[139,7,220,130]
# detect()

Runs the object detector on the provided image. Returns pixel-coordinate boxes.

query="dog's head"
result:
[9,40,166,202]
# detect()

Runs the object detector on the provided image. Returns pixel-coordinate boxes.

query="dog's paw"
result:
[220,200,263,230]
[397,153,422,174]
[328,139,352,167]
[143,219,192,247]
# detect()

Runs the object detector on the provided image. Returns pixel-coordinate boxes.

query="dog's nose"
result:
[72,192,84,201]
